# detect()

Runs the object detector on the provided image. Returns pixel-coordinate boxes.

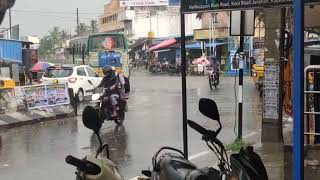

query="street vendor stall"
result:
[190,56,210,75]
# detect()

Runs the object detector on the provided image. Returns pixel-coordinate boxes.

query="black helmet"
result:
[102,65,113,75]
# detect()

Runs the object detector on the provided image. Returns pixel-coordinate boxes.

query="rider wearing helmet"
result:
[98,65,120,116]
[209,57,220,83]
[112,67,126,99]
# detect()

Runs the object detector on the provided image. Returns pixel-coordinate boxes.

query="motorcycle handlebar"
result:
[187,120,208,135]
[65,155,101,175]
[65,155,87,171]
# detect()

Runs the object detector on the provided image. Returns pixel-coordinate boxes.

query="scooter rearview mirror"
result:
[82,106,102,133]
[199,98,220,122]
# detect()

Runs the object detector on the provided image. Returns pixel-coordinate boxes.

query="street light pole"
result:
[237,11,245,140]
[181,12,188,159]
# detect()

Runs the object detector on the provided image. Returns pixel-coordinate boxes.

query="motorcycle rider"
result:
[98,65,120,117]
[210,57,220,83]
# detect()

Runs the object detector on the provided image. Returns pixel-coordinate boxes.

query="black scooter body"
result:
[152,152,220,180]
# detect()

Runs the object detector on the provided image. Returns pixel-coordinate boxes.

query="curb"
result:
[0,111,76,131]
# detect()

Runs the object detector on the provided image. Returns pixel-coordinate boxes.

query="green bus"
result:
[68,33,130,77]
[87,33,130,78]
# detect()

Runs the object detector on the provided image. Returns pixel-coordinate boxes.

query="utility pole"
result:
[72,45,75,64]
[76,8,79,36]
[238,11,245,140]
[9,8,12,39]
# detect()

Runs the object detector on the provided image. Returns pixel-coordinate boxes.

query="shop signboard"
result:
[181,0,320,13]
[120,0,169,7]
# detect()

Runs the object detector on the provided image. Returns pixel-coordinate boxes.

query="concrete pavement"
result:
[0,105,75,130]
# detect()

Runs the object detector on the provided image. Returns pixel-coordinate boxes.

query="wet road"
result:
[0,71,262,180]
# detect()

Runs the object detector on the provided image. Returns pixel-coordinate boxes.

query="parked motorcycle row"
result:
[149,62,181,76]
[66,97,268,180]
[129,58,147,71]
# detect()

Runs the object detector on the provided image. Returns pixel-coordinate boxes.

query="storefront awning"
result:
[148,39,177,51]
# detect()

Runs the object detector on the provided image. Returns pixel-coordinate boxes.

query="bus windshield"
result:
[91,35,125,52]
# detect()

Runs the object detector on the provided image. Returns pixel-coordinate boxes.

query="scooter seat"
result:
[158,153,197,180]
[157,153,220,180]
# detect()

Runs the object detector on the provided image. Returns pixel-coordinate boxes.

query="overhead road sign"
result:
[181,0,320,13]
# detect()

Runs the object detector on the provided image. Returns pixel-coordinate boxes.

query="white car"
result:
[41,65,102,101]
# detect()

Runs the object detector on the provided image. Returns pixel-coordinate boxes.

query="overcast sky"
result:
[1,0,110,37]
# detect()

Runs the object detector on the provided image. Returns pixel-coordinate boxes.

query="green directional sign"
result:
[181,0,320,13]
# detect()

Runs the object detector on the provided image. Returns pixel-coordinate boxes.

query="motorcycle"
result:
[65,106,124,180]
[168,64,180,76]
[91,86,126,125]
[150,63,164,74]
[129,59,140,70]
[142,98,268,180]
[208,69,219,90]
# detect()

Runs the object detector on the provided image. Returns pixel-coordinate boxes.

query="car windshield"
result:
[44,68,73,78]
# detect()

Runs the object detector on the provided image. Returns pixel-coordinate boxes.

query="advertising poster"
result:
[24,85,48,109]
[46,84,57,105]
[54,84,70,105]
[14,87,25,104]
[263,61,279,119]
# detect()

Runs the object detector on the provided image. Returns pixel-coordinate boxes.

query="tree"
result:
[60,30,69,41]
[49,26,62,47]
[77,23,90,36]
[38,36,53,56]
[39,27,70,57]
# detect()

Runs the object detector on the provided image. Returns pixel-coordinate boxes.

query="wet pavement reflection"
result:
[0,71,262,180]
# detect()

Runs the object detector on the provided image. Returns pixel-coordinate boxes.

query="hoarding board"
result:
[181,0,320,13]
[23,83,70,110]
[120,0,169,7]
[24,85,49,109]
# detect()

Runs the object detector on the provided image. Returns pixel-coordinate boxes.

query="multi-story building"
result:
[98,0,201,40]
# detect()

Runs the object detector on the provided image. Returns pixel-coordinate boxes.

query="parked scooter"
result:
[142,98,268,180]
[65,106,124,180]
